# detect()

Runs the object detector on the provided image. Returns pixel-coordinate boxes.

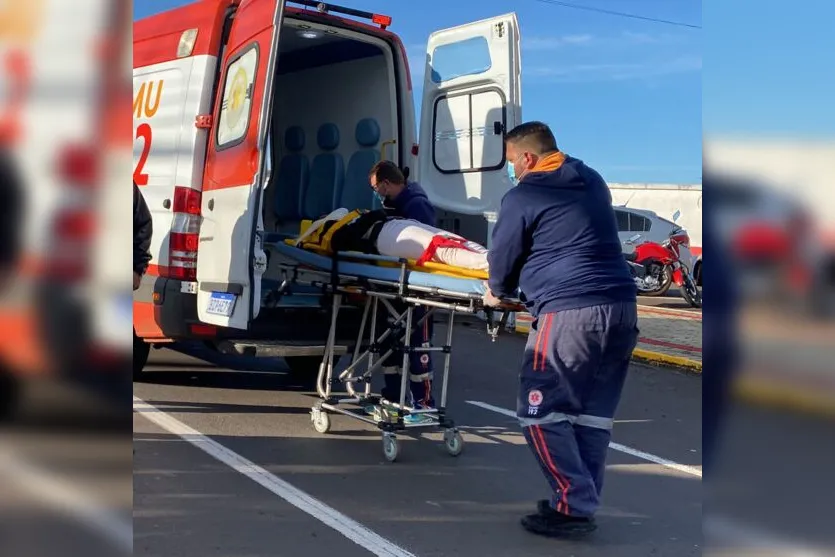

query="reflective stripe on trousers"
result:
[519,412,614,431]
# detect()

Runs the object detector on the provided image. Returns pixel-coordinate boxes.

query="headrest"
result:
[355,118,380,147]
[284,126,305,152]
[317,123,340,151]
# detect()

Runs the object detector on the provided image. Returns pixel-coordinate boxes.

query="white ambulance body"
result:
[132,0,522,374]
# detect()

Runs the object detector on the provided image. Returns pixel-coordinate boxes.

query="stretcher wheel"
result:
[311,408,331,434]
[382,434,399,462]
[444,429,463,457]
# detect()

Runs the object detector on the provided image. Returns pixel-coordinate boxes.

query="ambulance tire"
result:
[134,330,150,379]
[0,369,20,423]
[284,357,321,385]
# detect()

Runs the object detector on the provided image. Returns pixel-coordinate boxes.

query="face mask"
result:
[374,191,386,205]
[506,159,519,185]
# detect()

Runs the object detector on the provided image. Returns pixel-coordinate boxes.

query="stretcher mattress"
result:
[269,241,489,297]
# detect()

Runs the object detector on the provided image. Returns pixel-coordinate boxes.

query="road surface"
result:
[134,321,702,557]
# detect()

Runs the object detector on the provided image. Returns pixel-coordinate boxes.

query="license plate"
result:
[207,292,237,316]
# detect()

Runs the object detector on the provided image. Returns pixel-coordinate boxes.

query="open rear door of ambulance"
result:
[417,14,522,246]
[196,0,285,329]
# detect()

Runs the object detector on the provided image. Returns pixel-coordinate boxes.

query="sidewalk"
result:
[513,305,703,373]
[633,305,702,372]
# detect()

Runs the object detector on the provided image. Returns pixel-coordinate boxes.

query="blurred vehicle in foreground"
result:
[712,176,833,317]
[0,0,132,421]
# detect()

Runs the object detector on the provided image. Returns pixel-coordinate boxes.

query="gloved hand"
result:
[482,282,502,308]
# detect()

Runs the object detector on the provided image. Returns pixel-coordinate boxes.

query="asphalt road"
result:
[133,321,702,557]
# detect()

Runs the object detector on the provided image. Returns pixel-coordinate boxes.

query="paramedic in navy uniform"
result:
[483,122,639,538]
[368,160,436,422]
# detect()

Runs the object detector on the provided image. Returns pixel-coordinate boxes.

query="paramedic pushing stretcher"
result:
[369,161,436,421]
[483,122,639,538]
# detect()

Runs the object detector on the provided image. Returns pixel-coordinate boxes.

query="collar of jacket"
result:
[529,151,566,174]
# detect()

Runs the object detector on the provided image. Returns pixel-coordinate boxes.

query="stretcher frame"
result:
[271,251,516,462]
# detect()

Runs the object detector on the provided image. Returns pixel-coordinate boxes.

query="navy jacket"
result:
[386,181,436,226]
[134,182,153,276]
[488,153,636,317]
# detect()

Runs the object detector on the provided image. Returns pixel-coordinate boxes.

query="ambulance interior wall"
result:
[264,51,394,232]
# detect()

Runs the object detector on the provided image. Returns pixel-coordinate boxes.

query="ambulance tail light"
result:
[371,14,392,29]
[58,144,98,187]
[168,186,201,282]
[49,210,96,280]
[47,142,98,280]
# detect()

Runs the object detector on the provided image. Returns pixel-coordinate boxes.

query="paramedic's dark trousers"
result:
[518,302,639,517]
[381,303,435,407]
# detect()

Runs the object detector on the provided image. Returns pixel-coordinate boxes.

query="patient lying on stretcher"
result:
[292,208,489,271]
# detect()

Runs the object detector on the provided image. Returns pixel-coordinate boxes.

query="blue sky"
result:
[703,0,835,140]
[135,0,702,184]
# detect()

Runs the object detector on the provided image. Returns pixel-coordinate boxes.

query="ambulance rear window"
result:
[217,46,259,148]
[430,36,492,83]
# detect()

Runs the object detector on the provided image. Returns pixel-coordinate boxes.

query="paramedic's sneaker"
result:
[521,503,596,538]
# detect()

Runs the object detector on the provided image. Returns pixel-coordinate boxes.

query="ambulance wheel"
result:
[382,433,399,462]
[311,407,331,434]
[133,330,150,379]
[444,428,463,457]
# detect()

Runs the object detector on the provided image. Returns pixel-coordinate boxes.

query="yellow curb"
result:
[631,348,702,373]
[512,318,703,373]
[734,376,835,419]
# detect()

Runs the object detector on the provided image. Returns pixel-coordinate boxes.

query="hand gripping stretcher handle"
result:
[482,304,521,342]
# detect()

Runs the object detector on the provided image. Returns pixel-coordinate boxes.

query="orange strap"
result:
[415,235,474,266]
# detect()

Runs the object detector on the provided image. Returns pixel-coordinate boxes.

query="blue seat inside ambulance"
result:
[302,123,344,220]
[341,118,382,211]
[274,125,308,224]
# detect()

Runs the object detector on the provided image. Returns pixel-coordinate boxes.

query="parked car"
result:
[614,206,696,295]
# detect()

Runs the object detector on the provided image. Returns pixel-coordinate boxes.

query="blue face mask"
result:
[506,160,518,185]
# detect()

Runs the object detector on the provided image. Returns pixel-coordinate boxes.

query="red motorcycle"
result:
[623,232,702,308]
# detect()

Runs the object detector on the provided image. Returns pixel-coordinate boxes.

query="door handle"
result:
[163,199,171,209]
[208,199,215,211]
[493,121,504,135]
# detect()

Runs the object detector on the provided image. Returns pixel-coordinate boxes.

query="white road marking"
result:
[0,450,132,552]
[465,400,702,479]
[133,396,417,557]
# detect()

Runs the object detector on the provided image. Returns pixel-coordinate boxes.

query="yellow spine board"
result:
[285,213,488,280]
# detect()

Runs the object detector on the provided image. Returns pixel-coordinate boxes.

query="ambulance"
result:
[0,0,132,419]
[132,0,522,376]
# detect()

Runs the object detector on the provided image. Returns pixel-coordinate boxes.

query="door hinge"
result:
[195,114,213,129]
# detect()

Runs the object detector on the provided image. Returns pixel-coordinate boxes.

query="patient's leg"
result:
[407,305,435,409]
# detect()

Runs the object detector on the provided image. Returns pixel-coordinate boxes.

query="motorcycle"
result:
[623,232,702,308]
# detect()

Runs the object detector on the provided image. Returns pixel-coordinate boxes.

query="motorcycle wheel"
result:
[681,273,702,308]
[639,265,673,297]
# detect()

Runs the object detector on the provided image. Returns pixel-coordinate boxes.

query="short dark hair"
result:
[505,121,559,155]
[369,160,405,185]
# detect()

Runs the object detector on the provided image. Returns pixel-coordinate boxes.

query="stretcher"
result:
[266,239,522,462]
